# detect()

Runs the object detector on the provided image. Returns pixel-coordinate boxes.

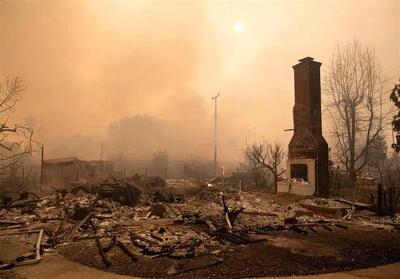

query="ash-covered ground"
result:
[1,179,400,278]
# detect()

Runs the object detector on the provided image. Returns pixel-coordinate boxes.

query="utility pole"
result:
[212,92,220,177]
[99,143,103,161]
[40,145,44,193]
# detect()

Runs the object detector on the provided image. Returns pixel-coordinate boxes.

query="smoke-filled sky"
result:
[0,0,399,164]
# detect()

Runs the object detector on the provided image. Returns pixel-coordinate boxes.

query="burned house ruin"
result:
[42,157,114,190]
[278,57,329,197]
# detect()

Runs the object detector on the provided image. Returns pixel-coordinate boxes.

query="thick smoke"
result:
[1,1,212,163]
[0,0,398,169]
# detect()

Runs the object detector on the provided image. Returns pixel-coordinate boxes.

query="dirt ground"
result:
[57,224,400,278]
[57,184,400,278]
[1,182,400,278]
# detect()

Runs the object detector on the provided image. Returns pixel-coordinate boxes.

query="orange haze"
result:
[0,0,399,165]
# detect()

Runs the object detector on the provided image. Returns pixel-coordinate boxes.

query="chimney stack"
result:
[286,57,329,197]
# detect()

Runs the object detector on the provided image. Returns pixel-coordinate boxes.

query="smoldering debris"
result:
[0,178,399,275]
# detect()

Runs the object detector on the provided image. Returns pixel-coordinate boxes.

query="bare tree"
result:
[243,141,285,193]
[323,40,386,187]
[0,77,33,169]
[375,156,400,215]
[389,79,400,152]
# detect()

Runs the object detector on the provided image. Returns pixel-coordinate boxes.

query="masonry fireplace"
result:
[290,164,308,182]
[278,57,329,197]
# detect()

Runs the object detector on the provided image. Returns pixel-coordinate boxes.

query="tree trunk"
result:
[349,170,357,189]
[377,183,383,215]
[349,103,357,188]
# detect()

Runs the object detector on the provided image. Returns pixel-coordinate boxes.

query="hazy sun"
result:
[233,21,246,33]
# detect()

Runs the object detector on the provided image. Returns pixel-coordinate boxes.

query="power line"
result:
[8,115,165,129]
[36,137,190,146]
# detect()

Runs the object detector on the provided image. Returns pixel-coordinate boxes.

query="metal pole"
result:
[212,92,220,177]
[214,97,217,176]
[100,143,104,161]
[40,145,44,192]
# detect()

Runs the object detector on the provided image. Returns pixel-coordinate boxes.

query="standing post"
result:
[21,168,25,190]
[99,143,104,161]
[40,145,44,193]
[212,92,220,177]
[377,183,383,215]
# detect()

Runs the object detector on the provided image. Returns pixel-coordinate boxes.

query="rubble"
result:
[126,174,167,188]
[0,229,43,269]
[150,203,168,218]
[0,178,399,273]
[69,176,143,206]
[299,198,349,218]
[289,178,310,184]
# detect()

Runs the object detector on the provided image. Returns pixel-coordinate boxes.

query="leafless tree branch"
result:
[323,40,386,186]
[0,77,34,169]
[243,141,285,193]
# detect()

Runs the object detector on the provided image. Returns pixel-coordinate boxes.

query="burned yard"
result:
[1,0,400,278]
[1,177,400,278]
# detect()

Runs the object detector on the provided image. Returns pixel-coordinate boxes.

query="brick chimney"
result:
[287,57,329,197]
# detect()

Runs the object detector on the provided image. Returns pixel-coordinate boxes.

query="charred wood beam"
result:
[114,239,138,262]
[94,236,111,267]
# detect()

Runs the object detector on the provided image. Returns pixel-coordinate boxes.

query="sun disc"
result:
[233,21,246,33]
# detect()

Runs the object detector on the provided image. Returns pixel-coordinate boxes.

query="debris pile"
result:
[290,178,310,184]
[1,179,399,272]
